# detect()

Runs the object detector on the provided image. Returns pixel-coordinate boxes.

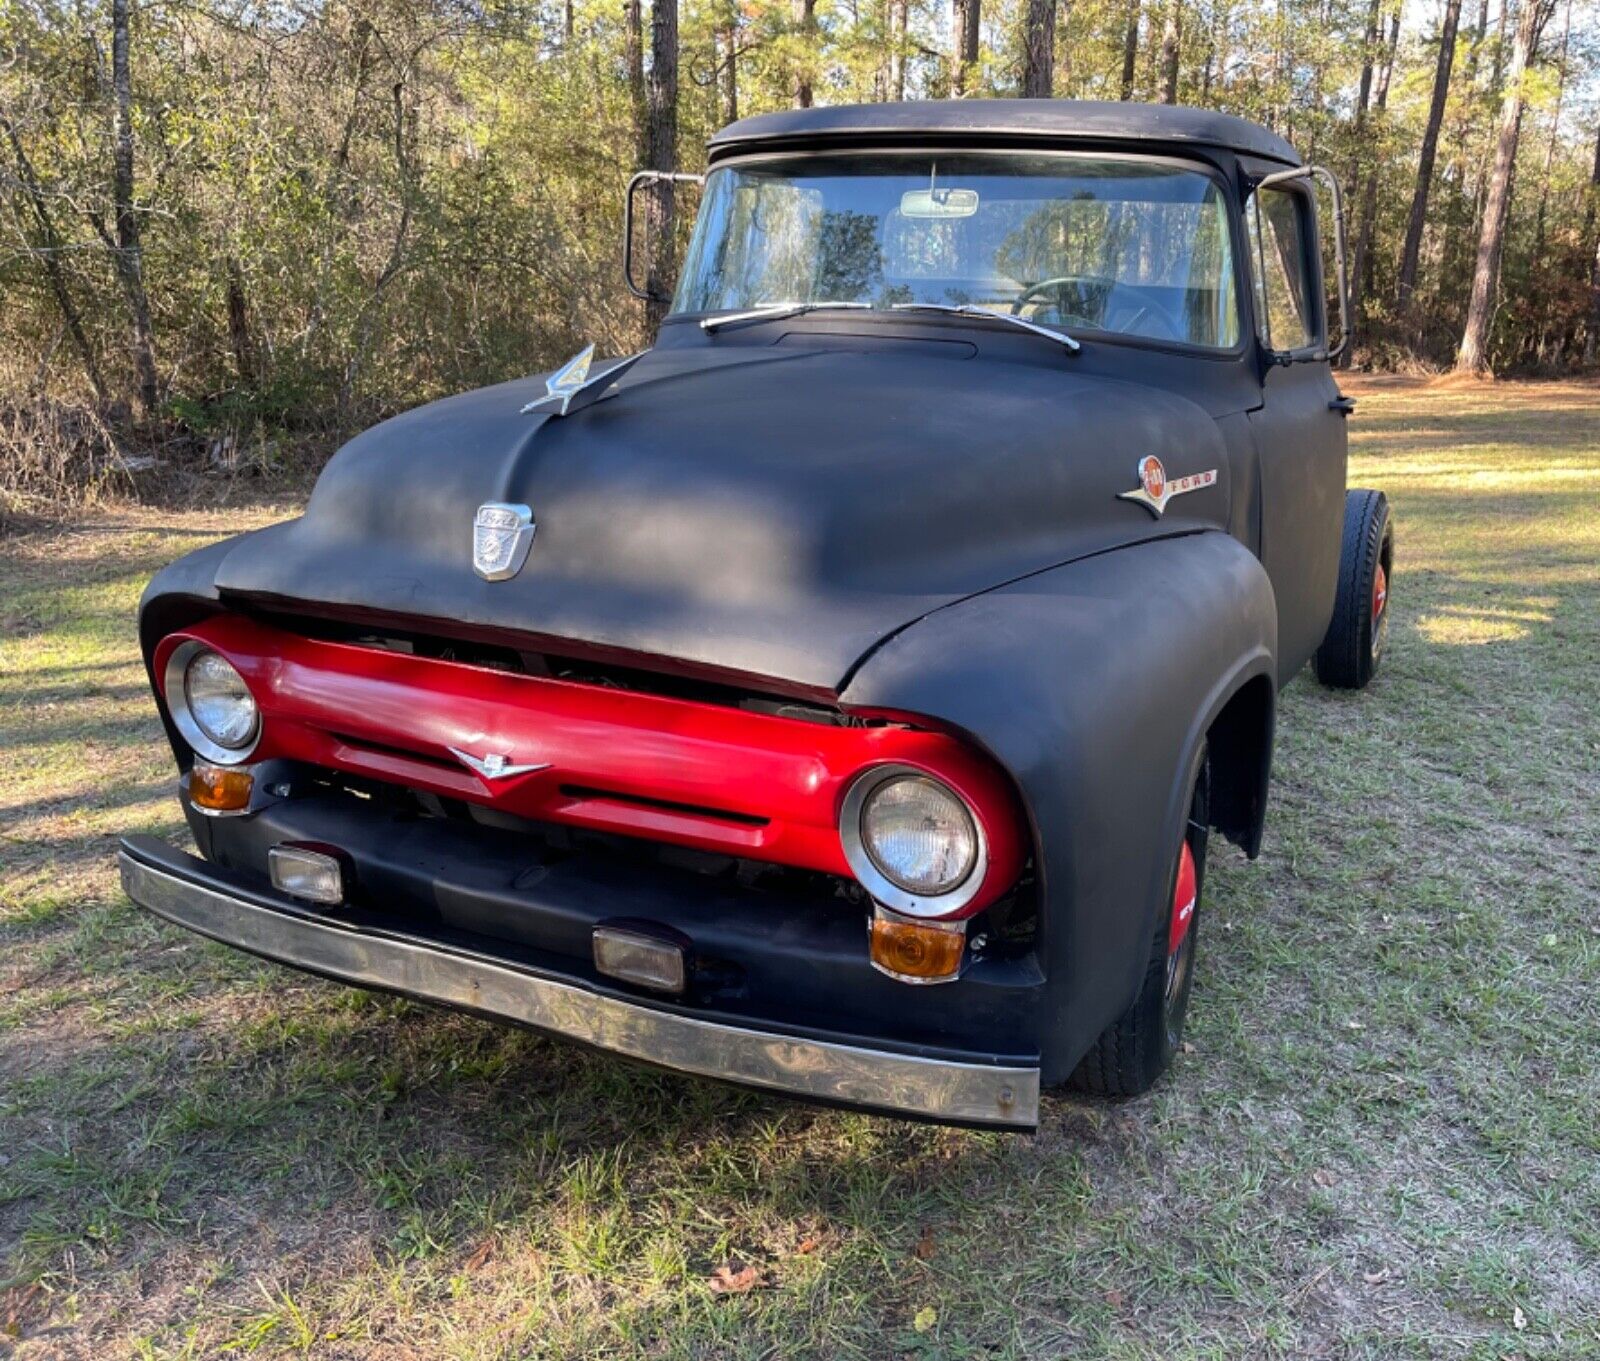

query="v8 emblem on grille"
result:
[448,747,551,781]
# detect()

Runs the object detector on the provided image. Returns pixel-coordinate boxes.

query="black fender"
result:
[840,530,1278,1083]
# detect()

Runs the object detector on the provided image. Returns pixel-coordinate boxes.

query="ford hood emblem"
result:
[473,502,536,580]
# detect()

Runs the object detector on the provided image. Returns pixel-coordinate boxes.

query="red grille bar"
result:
[156,616,1026,917]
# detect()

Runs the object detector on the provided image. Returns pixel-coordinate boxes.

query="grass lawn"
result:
[2,378,1598,1359]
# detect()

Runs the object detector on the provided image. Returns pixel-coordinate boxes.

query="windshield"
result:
[673,153,1241,350]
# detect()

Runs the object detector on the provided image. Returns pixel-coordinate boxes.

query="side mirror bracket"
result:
[624,170,706,302]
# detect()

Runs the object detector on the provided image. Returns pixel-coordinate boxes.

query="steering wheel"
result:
[1011,275,1113,331]
[1014,276,1190,342]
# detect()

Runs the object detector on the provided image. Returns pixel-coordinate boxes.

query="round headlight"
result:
[840,767,987,916]
[186,651,258,747]
[164,641,260,763]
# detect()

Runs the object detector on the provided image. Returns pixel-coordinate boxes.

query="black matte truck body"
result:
[120,101,1391,1129]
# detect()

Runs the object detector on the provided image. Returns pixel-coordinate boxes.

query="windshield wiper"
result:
[890,302,1081,353]
[700,301,872,332]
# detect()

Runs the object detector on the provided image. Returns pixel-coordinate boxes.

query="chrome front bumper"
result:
[118,838,1040,1128]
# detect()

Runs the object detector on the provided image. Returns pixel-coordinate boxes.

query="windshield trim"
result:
[672,146,1250,361]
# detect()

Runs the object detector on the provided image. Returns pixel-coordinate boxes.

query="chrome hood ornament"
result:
[473,502,536,580]
[520,344,645,418]
[447,746,551,781]
[523,344,594,416]
[1117,455,1217,518]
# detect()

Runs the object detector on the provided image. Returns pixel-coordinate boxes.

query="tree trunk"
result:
[1531,0,1569,264]
[1155,0,1180,103]
[110,0,159,416]
[1204,1,1226,103]
[1119,0,1140,99]
[0,107,107,401]
[1490,0,1507,92]
[1456,0,1552,374]
[720,21,738,124]
[338,80,414,420]
[1021,0,1055,96]
[1395,0,1461,317]
[1354,0,1379,121]
[625,0,646,164]
[794,0,816,106]
[225,259,256,390]
[952,0,980,94]
[889,0,908,98]
[1583,121,1600,363]
[1531,0,1569,362]
[1342,0,1381,302]
[644,0,679,334]
[1275,0,1293,135]
[1348,8,1398,360]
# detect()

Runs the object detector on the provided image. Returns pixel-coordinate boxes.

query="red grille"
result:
[156,615,1026,917]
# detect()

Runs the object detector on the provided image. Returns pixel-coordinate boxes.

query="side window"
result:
[1245,187,1315,351]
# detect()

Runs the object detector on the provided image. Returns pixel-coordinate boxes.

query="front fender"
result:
[841,531,1277,1083]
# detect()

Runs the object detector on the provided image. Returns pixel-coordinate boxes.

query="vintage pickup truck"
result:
[120,101,1392,1131]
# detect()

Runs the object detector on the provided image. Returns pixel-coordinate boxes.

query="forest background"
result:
[2,0,1597,501]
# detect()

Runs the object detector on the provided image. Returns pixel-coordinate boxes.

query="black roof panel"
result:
[709,99,1301,166]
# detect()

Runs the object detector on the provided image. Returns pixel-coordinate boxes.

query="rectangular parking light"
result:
[593,925,687,995]
[268,843,346,906]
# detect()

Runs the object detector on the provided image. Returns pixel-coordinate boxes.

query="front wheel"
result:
[1315,489,1393,690]
[1069,756,1209,1098]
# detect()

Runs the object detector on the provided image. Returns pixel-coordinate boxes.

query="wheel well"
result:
[1206,674,1274,858]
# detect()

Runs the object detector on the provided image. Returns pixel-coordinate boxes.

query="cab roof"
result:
[708,99,1302,167]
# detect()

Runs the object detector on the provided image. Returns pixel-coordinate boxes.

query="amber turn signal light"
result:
[188,761,253,813]
[869,910,965,984]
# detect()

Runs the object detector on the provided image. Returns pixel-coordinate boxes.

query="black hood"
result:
[213,338,1231,694]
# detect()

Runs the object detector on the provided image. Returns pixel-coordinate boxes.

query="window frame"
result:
[674,146,1253,361]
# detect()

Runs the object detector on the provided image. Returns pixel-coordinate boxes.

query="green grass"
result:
[2,379,1598,1358]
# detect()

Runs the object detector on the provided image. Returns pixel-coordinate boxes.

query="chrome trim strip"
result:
[118,845,1039,1128]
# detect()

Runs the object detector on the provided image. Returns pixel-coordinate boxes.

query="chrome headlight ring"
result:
[163,639,261,766]
[839,764,988,919]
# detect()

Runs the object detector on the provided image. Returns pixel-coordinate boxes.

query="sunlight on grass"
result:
[1415,603,1551,645]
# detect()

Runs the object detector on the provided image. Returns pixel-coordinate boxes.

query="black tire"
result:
[1069,756,1210,1099]
[1315,489,1393,690]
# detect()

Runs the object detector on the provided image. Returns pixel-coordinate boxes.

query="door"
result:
[1244,179,1348,684]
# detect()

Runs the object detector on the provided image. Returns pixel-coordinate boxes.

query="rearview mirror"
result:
[900,187,979,219]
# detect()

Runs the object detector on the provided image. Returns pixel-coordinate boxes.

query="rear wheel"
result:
[1069,757,1209,1098]
[1315,489,1392,689]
